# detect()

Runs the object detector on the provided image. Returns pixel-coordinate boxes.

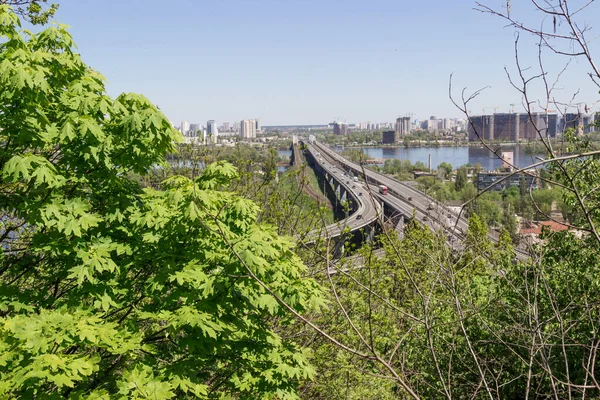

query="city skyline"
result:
[52,0,599,125]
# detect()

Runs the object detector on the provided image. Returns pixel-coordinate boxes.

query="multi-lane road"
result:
[311,141,468,236]
[310,140,528,258]
[302,143,381,243]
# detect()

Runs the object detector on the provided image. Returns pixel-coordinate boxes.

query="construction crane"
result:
[482,106,499,115]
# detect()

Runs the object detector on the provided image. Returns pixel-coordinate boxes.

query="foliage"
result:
[318,131,383,146]
[0,7,325,398]
[0,0,57,24]
[455,166,468,191]
[340,149,370,163]
[501,202,519,244]
[381,158,412,176]
[436,161,452,178]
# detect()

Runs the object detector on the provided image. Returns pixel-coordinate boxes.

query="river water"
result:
[331,145,546,171]
[278,149,292,158]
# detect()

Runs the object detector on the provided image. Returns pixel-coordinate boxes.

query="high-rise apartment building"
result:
[240,119,256,139]
[255,119,261,132]
[467,113,559,141]
[558,113,596,135]
[395,117,410,136]
[189,123,201,137]
[546,114,558,137]
[332,121,348,135]
[583,114,596,133]
[467,115,494,141]
[206,120,218,143]
[424,119,440,132]
[222,122,230,132]
[180,120,190,135]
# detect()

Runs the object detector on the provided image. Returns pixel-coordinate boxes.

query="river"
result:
[332,145,546,171]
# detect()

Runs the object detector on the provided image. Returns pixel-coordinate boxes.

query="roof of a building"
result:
[520,220,570,235]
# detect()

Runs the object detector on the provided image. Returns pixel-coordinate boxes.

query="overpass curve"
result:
[311,140,528,258]
[301,142,381,243]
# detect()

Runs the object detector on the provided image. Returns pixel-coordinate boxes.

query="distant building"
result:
[501,151,514,171]
[189,123,201,137]
[255,118,261,132]
[560,113,582,133]
[180,120,190,135]
[547,114,558,137]
[442,118,455,131]
[222,122,231,132]
[495,113,519,141]
[207,120,218,143]
[395,117,410,136]
[468,113,559,141]
[423,119,441,132]
[332,121,348,135]
[559,113,596,135]
[583,114,596,133]
[382,130,397,144]
[240,119,256,139]
[477,170,539,191]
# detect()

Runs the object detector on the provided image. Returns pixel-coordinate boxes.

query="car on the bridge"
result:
[358,192,363,196]
[356,215,362,220]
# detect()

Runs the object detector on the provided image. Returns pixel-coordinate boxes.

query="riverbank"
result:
[333,141,538,149]
[330,145,547,171]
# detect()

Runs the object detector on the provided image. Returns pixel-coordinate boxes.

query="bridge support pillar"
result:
[333,240,345,259]
[365,225,376,244]
[395,215,405,238]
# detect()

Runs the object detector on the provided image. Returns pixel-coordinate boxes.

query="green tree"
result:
[0,0,57,24]
[437,162,452,177]
[455,166,468,191]
[475,198,501,227]
[501,202,519,244]
[413,161,427,171]
[416,175,435,191]
[340,149,369,163]
[0,7,324,398]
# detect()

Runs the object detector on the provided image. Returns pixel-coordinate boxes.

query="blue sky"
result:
[50,0,599,126]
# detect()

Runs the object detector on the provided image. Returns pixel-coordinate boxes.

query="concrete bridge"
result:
[291,139,382,256]
[309,139,529,259]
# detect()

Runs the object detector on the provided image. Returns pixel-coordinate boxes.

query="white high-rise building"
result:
[240,119,256,139]
[180,120,190,135]
[207,120,218,143]
[255,118,261,132]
